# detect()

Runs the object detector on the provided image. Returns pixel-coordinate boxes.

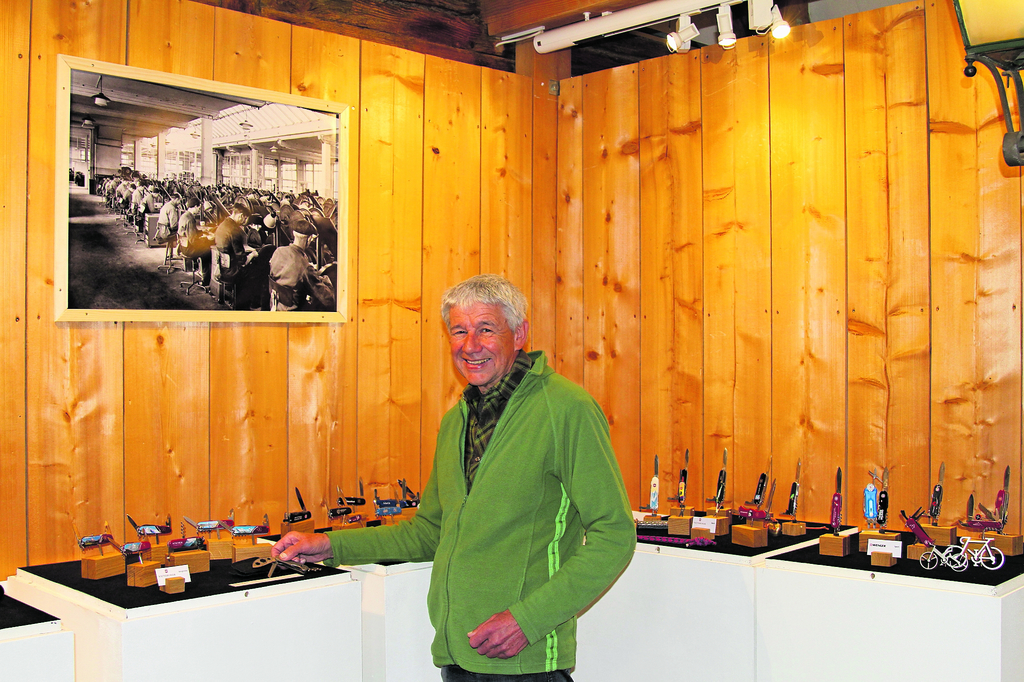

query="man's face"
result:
[448,303,528,394]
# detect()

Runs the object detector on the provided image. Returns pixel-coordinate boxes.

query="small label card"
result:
[866,538,902,559]
[155,565,192,586]
[691,516,718,533]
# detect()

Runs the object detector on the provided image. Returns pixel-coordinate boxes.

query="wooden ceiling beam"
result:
[191,0,515,72]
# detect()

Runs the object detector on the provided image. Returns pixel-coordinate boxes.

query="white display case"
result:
[7,562,362,682]
[0,584,74,682]
[347,561,436,682]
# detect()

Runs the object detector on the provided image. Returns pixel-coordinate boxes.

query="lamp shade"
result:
[953,0,1024,57]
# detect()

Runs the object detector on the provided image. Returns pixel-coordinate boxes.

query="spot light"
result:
[769,6,790,39]
[666,14,700,53]
[717,4,736,49]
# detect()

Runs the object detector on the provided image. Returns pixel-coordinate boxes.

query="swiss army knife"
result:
[343,479,367,507]
[671,449,690,508]
[745,456,772,509]
[328,485,354,521]
[184,515,234,535]
[127,514,172,540]
[72,522,115,553]
[283,487,312,524]
[738,479,776,522]
[231,513,270,537]
[641,455,660,514]
[168,522,207,552]
[830,467,843,535]
[398,479,421,509]
[782,459,801,518]
[974,465,1011,533]
[928,462,945,526]
[706,448,728,513]
[863,471,879,529]
[374,487,401,518]
[877,467,890,529]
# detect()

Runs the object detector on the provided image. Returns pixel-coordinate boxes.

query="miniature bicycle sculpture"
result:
[957,536,1005,570]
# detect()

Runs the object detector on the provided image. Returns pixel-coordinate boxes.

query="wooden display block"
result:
[667,516,691,536]
[165,549,211,574]
[732,524,768,548]
[160,576,185,594]
[127,560,161,588]
[81,553,126,580]
[921,522,958,544]
[147,543,168,565]
[781,521,806,537]
[819,533,853,557]
[281,518,316,535]
[990,534,1024,557]
[921,525,957,547]
[870,551,897,567]
[669,506,694,517]
[859,530,895,552]
[707,514,731,536]
[906,543,928,560]
[232,543,272,563]
[207,538,233,560]
[691,527,715,542]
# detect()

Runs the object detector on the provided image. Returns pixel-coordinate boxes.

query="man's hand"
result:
[467,610,528,659]
[271,532,334,564]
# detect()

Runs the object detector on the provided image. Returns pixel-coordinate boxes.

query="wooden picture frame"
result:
[55,55,352,323]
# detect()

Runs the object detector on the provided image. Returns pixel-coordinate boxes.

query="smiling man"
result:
[273,274,635,682]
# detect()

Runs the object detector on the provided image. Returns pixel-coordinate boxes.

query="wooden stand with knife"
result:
[281,518,316,535]
[819,533,852,557]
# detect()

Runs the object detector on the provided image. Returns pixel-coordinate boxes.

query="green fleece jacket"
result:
[324,350,636,674]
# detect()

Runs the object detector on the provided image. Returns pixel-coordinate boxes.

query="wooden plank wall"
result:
[1,0,1023,578]
[553,0,1021,527]
[1,0,528,576]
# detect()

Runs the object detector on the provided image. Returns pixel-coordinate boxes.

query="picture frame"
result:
[55,55,353,323]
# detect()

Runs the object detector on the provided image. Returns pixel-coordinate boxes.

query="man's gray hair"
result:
[441,274,528,331]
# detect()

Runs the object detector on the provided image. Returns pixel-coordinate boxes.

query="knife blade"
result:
[344,479,367,507]
[997,465,1011,527]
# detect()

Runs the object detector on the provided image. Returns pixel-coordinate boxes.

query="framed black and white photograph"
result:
[55,55,352,323]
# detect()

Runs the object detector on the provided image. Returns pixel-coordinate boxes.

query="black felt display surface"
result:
[638,516,1024,586]
[636,514,849,557]
[20,559,347,611]
[769,532,1024,586]
[0,593,59,631]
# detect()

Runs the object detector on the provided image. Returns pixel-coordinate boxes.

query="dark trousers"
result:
[440,665,573,682]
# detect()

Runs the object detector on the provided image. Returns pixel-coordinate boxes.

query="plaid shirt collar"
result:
[463,350,534,415]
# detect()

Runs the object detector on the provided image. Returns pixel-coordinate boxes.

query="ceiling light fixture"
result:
[717,4,737,49]
[769,6,790,39]
[530,0,783,54]
[93,75,111,107]
[81,117,95,128]
[952,0,1024,166]
[666,15,701,53]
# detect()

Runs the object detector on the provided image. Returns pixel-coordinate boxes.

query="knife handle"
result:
[830,493,842,533]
